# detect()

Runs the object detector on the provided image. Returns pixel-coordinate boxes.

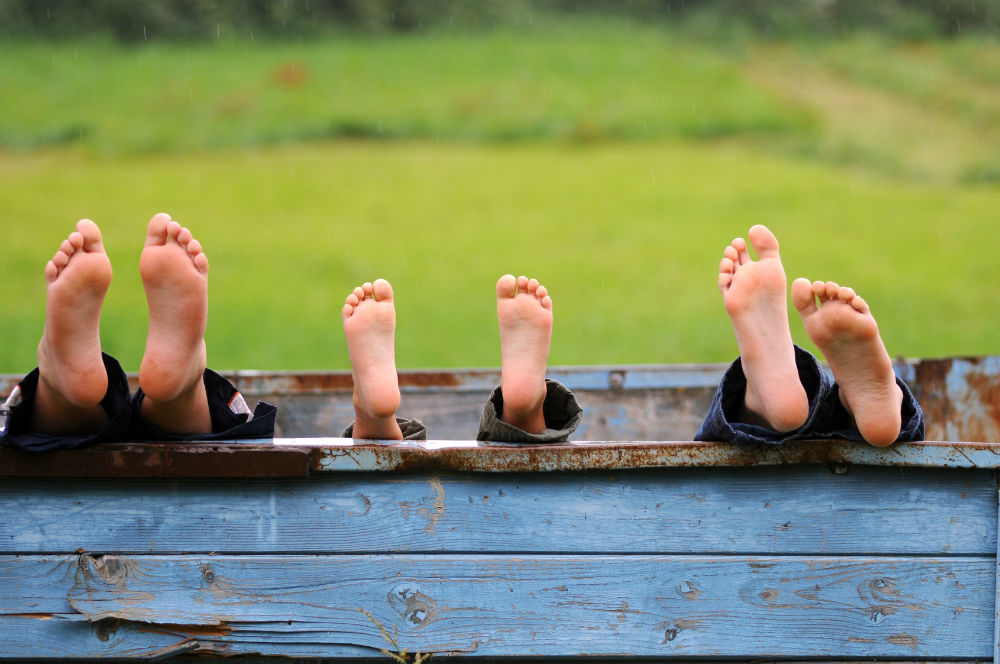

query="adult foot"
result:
[33,219,113,434]
[719,225,809,432]
[343,279,403,440]
[496,274,552,434]
[138,213,211,434]
[792,278,903,446]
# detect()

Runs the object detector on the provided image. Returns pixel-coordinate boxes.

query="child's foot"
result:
[719,225,809,432]
[33,220,113,434]
[138,213,211,434]
[792,278,903,446]
[343,279,403,440]
[496,274,552,434]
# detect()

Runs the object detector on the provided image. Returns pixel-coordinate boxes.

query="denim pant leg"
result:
[694,346,831,445]
[341,418,428,441]
[0,353,133,451]
[812,377,925,443]
[477,379,583,443]
[129,368,277,441]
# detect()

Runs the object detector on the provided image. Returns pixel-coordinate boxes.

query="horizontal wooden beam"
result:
[1,467,993,555]
[0,554,992,659]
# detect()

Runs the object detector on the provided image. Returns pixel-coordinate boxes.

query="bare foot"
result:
[792,278,903,446]
[343,279,402,440]
[33,219,112,434]
[138,213,211,434]
[719,225,809,432]
[496,274,552,434]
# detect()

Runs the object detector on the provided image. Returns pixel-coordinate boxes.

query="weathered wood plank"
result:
[0,555,992,658]
[0,467,993,555]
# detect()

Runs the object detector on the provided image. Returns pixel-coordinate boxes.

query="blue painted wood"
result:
[0,555,992,659]
[995,488,1000,664]
[0,467,994,555]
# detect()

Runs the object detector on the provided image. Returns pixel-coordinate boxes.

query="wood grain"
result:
[0,466,993,555]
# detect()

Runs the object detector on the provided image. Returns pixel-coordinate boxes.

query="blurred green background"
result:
[1,0,998,373]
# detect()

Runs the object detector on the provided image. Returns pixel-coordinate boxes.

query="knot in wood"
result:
[388,583,438,628]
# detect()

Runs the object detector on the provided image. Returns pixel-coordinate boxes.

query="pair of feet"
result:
[720,225,904,446]
[343,275,553,440]
[36,214,211,436]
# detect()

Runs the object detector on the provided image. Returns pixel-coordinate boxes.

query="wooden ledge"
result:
[2,438,1000,477]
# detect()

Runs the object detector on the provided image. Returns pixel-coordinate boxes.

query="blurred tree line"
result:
[0,0,995,41]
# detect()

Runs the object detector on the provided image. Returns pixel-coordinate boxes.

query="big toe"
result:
[372,278,393,302]
[791,278,818,315]
[496,274,517,298]
[748,224,780,259]
[75,219,105,251]
[145,213,173,245]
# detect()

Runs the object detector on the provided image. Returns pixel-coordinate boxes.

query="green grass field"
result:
[2,25,998,373]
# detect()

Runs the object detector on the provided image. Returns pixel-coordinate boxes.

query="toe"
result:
[791,277,818,315]
[541,295,553,310]
[372,278,393,302]
[361,282,374,299]
[733,238,750,264]
[837,285,855,302]
[342,303,354,320]
[718,272,733,292]
[851,295,870,314]
[177,226,193,245]
[535,285,548,300]
[145,213,171,245]
[165,221,182,242]
[526,278,539,294]
[748,224,780,260]
[496,274,517,298]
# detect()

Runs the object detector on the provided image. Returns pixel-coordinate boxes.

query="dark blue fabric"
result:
[695,345,924,445]
[1,356,275,451]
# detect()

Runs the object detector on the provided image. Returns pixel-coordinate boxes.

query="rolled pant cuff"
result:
[477,378,583,443]
[0,353,132,452]
[131,368,276,441]
[694,346,830,445]
[341,417,427,441]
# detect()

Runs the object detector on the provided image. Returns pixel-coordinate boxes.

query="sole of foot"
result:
[496,274,552,433]
[792,278,903,447]
[718,225,808,432]
[342,279,403,440]
[138,212,209,403]
[37,218,112,408]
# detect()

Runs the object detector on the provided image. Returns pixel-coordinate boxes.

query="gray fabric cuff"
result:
[477,378,583,443]
[341,417,427,441]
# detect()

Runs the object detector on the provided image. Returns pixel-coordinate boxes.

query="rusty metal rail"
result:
[2,438,1000,477]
